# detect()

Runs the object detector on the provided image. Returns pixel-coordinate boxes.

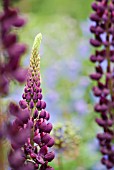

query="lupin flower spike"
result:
[90,0,114,169]
[8,33,55,170]
[0,0,27,96]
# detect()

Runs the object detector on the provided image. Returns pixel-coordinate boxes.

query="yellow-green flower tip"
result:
[30,33,42,74]
[32,33,42,52]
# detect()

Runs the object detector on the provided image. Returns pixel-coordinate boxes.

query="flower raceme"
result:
[0,0,27,96]
[90,0,114,169]
[8,33,55,170]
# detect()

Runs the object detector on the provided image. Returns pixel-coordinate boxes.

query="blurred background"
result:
[0,0,109,169]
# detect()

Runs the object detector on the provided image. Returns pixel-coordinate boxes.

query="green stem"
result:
[0,99,5,170]
[58,154,63,170]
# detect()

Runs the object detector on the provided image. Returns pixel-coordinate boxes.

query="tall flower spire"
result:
[8,33,55,170]
[90,0,114,169]
[0,0,27,96]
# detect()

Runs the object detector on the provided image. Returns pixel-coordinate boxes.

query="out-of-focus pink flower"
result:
[0,0,27,96]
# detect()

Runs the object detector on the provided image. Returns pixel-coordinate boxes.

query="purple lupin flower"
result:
[90,0,114,169]
[0,0,27,96]
[8,33,55,170]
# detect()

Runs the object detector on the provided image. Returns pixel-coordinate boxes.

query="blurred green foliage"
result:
[15,0,93,20]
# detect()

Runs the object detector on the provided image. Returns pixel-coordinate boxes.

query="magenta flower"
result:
[90,0,114,169]
[0,0,27,96]
[8,33,55,170]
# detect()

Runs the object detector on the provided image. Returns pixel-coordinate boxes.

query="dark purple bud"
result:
[42,134,51,144]
[35,86,39,93]
[47,138,55,147]
[27,81,32,88]
[95,118,106,127]
[24,87,29,93]
[94,103,108,112]
[100,104,108,112]
[27,119,34,129]
[97,133,104,140]
[38,93,43,100]
[95,65,103,74]
[44,151,55,162]
[36,156,45,164]
[33,109,38,119]
[90,13,100,22]
[39,88,42,93]
[93,86,102,96]
[45,123,53,133]
[97,55,104,63]
[97,3,105,13]
[45,112,50,121]
[33,134,41,144]
[14,128,30,146]
[90,38,101,47]
[102,14,108,22]
[94,103,101,112]
[110,55,114,62]
[103,88,109,96]
[41,101,46,109]
[33,92,38,101]
[22,93,26,99]
[39,146,48,156]
[14,118,23,127]
[39,121,47,131]
[37,81,41,87]
[30,101,34,109]
[90,26,96,34]
[107,119,113,126]
[30,153,37,159]
[40,164,47,170]
[35,164,39,169]
[96,26,104,34]
[105,160,113,169]
[13,68,27,83]
[101,157,106,165]
[36,100,41,109]
[30,87,34,94]
[9,102,19,116]
[26,93,31,101]
[3,34,17,48]
[39,110,46,119]
[18,108,30,124]
[100,148,109,155]
[90,73,102,80]
[8,43,26,58]
[19,100,27,109]
[13,17,25,27]
[8,149,25,168]
[104,133,112,141]
[91,2,98,11]
[90,55,97,62]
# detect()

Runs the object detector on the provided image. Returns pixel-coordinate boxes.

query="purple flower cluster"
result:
[8,34,55,170]
[90,0,114,169]
[0,0,27,96]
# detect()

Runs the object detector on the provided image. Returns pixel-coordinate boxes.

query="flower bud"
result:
[45,123,53,133]
[19,100,27,109]
[44,152,55,162]
[33,134,41,144]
